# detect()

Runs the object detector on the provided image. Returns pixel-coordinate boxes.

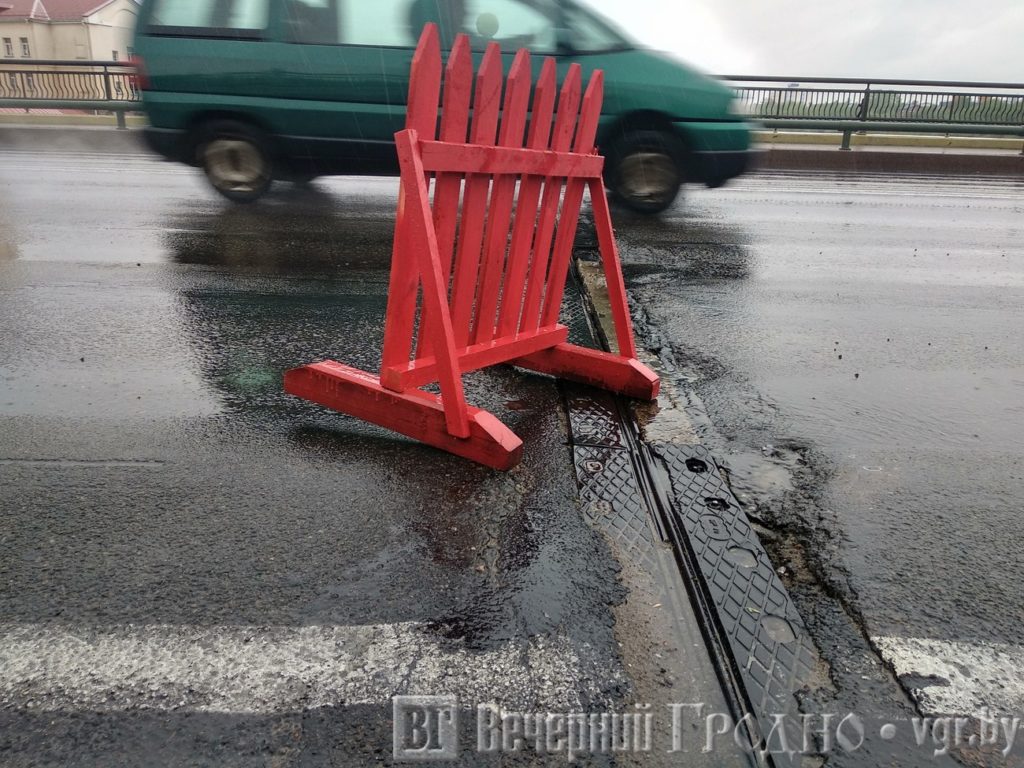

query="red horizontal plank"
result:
[381,325,569,391]
[285,361,523,470]
[418,141,604,178]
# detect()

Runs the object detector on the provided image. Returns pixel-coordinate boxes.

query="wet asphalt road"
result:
[2,143,1023,765]
[611,171,1024,731]
[0,149,745,767]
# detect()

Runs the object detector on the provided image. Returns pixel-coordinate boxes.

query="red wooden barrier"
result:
[285,24,660,470]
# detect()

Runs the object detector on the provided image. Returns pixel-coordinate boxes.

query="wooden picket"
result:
[285,24,660,470]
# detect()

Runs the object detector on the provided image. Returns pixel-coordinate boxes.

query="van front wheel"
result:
[197,120,273,203]
[605,130,684,215]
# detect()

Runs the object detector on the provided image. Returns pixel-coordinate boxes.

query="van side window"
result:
[462,0,558,52]
[148,0,270,38]
[406,0,557,51]
[338,0,412,47]
[282,0,341,45]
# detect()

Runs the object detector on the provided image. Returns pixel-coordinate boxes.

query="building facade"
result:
[0,0,140,62]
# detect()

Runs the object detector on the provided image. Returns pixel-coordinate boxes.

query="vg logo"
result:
[393,695,459,762]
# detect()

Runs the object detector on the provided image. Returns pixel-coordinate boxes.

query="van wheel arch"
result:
[601,112,690,214]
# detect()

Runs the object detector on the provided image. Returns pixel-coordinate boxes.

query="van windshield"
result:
[562,1,633,54]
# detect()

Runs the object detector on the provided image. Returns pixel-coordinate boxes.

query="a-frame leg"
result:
[395,129,473,439]
[285,361,523,470]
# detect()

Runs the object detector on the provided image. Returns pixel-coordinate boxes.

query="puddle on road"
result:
[164,189,396,274]
[718,444,800,511]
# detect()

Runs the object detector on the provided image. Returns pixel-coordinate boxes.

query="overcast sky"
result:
[585,0,1024,82]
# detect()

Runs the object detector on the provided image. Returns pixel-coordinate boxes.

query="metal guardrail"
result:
[0,59,137,127]
[2,61,1022,151]
[722,75,1024,151]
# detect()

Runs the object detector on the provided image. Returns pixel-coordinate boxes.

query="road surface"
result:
[612,170,1024,760]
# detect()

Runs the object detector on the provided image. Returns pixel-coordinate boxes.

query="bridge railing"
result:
[0,59,138,127]
[721,75,1024,149]
[2,61,1023,149]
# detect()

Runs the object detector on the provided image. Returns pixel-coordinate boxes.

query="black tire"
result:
[605,129,685,214]
[195,119,273,203]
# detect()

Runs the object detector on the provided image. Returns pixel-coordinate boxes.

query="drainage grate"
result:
[573,444,657,569]
[563,377,818,764]
[652,443,818,758]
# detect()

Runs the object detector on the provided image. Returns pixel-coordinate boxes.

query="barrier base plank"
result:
[514,343,661,401]
[285,361,523,471]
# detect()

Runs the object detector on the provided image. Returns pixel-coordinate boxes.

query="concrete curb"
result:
[0,125,148,154]
[755,147,1023,176]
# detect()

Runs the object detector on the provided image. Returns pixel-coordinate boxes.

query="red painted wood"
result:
[381,193,418,371]
[473,49,532,344]
[287,38,660,471]
[432,34,473,271]
[449,42,503,348]
[396,129,470,438]
[382,24,442,371]
[514,343,660,401]
[496,57,557,338]
[419,34,473,361]
[518,64,582,333]
[285,361,522,470]
[405,24,442,138]
[526,57,557,150]
[588,176,638,359]
[418,142,601,180]
[540,72,605,327]
[381,325,568,391]
[439,35,473,143]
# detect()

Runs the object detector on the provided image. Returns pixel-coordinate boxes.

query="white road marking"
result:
[0,622,616,714]
[873,635,1024,715]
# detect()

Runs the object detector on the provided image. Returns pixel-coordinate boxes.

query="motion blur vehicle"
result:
[132,0,752,213]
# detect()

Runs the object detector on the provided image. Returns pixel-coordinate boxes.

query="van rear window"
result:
[147,0,270,39]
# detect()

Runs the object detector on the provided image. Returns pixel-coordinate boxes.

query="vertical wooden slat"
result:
[417,34,473,360]
[382,23,442,372]
[471,48,532,344]
[496,56,557,337]
[404,24,442,138]
[395,129,470,438]
[518,63,582,333]
[540,70,604,327]
[448,42,503,348]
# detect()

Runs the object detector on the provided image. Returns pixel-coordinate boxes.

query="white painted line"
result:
[0,622,615,714]
[873,635,1024,715]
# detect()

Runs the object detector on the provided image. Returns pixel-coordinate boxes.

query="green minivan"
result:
[133,0,752,213]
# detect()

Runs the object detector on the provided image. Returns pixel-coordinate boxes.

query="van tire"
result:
[196,120,274,203]
[605,129,684,214]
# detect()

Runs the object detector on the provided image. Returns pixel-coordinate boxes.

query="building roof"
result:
[0,0,134,21]
[0,0,45,20]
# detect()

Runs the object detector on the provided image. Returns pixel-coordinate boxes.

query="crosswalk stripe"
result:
[0,622,611,714]
[873,635,1024,716]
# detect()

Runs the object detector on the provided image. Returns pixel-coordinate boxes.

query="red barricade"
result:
[285,24,659,469]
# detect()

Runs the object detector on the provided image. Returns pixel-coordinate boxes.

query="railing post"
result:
[102,65,113,101]
[116,110,126,130]
[858,84,872,121]
[857,83,872,140]
[840,130,852,150]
